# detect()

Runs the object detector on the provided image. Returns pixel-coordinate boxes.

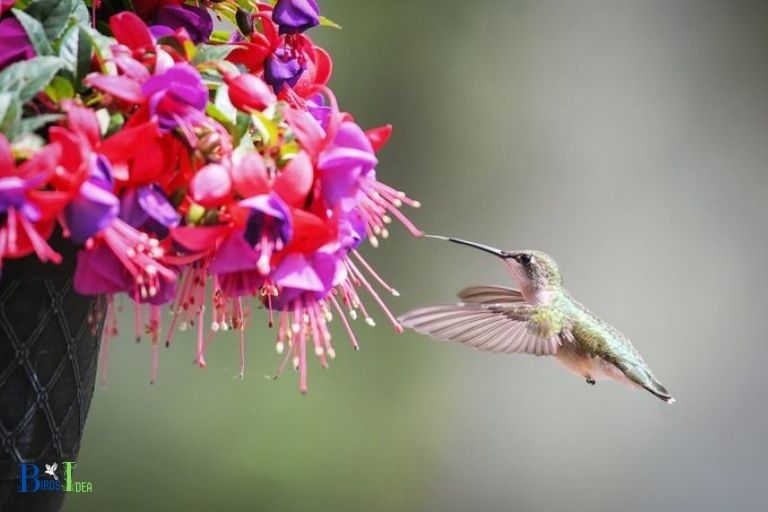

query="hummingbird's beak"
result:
[424,235,511,259]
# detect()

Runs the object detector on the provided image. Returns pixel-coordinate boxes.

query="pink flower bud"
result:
[225,73,275,112]
[231,152,269,198]
[190,163,232,208]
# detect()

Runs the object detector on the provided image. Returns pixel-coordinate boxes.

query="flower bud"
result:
[235,7,253,36]
[272,0,320,35]
[190,163,232,208]
[225,73,275,112]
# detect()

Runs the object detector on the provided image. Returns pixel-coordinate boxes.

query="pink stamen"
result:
[330,295,359,350]
[237,298,245,379]
[351,250,400,296]
[345,258,403,332]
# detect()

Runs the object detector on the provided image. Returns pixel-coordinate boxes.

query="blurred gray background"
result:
[68,1,768,511]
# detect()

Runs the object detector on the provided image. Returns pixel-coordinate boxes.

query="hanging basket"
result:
[0,235,103,512]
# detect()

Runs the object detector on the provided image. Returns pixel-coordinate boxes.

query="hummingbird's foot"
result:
[585,375,596,386]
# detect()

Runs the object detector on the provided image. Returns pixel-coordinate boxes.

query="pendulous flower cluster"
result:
[0,0,421,391]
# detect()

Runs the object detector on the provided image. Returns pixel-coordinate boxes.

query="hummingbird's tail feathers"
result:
[457,285,525,305]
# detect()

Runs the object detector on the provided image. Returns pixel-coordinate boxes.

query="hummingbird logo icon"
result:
[44,463,58,480]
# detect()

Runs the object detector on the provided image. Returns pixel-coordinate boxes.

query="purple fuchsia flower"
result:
[0,18,35,71]
[269,250,344,392]
[152,4,213,44]
[208,230,265,298]
[306,93,331,130]
[241,192,292,275]
[142,63,208,132]
[264,47,305,93]
[272,0,320,34]
[317,120,378,206]
[64,154,120,243]
[120,184,180,238]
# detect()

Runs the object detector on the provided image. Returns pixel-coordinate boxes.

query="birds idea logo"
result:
[17,461,93,493]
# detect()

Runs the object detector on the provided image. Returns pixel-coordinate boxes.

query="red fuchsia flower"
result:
[272,0,320,35]
[0,0,14,15]
[0,18,35,71]
[0,135,64,266]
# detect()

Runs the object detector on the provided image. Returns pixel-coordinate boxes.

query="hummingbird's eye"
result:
[519,254,532,265]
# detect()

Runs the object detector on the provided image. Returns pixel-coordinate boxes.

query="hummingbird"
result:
[398,235,675,404]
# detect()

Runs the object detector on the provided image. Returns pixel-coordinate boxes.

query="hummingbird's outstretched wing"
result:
[457,285,525,305]
[398,303,562,356]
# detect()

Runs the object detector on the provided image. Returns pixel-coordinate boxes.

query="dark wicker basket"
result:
[0,236,103,512]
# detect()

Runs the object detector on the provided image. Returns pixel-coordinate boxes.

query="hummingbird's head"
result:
[503,250,563,292]
[424,236,564,300]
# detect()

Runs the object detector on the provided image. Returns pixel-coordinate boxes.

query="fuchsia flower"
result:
[120,184,180,237]
[142,64,208,132]
[241,192,293,275]
[0,135,63,265]
[318,120,379,206]
[2,6,423,391]
[152,4,213,44]
[64,155,120,243]
[272,0,320,34]
[264,46,305,93]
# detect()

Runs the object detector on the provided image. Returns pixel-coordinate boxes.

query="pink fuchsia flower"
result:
[317,120,378,206]
[152,4,213,44]
[142,63,208,132]
[189,163,232,208]
[0,18,35,71]
[272,0,320,34]
[74,218,176,302]
[208,230,265,297]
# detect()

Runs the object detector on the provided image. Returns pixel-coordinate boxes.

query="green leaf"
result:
[205,102,233,130]
[44,75,74,102]
[25,0,76,41]
[76,27,92,85]
[0,56,64,103]
[12,9,53,56]
[234,111,251,145]
[214,85,237,125]
[251,111,278,146]
[72,0,89,24]
[319,16,342,30]
[78,24,111,64]
[12,114,64,138]
[57,24,78,71]
[209,30,233,44]
[192,44,235,65]
[0,94,22,137]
